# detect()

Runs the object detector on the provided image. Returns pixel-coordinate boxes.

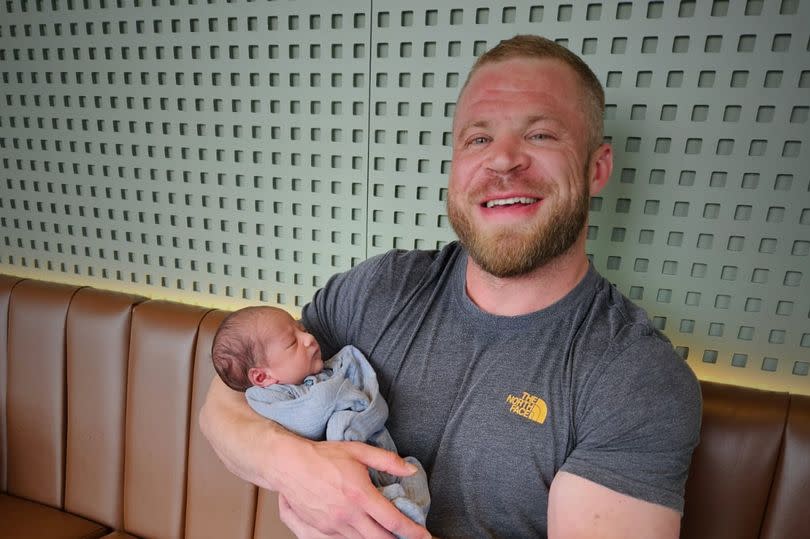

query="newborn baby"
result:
[211,306,430,526]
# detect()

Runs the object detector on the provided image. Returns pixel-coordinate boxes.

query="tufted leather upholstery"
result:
[0,274,808,538]
[679,382,807,539]
[184,309,259,539]
[65,287,143,529]
[0,275,295,539]
[7,279,80,509]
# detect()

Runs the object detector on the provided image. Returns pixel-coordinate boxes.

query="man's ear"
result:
[248,367,278,388]
[588,143,613,196]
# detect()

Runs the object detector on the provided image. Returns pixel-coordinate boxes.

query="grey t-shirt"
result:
[302,242,701,538]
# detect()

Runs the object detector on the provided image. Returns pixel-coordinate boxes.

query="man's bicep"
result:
[548,471,680,539]
[563,335,702,512]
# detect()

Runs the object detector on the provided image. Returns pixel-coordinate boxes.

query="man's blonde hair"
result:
[461,35,605,153]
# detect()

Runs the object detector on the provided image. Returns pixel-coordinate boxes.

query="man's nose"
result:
[485,136,530,175]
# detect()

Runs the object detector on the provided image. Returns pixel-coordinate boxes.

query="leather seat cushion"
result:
[0,493,108,539]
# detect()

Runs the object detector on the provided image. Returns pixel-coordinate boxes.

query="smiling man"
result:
[449,57,600,282]
[201,35,702,538]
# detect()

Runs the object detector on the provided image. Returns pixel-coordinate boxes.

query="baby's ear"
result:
[248,367,278,387]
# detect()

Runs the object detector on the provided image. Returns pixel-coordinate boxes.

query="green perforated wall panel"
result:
[1,0,808,394]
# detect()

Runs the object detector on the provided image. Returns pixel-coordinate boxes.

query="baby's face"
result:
[259,310,324,384]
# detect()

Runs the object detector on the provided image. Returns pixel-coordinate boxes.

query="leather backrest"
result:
[3,273,807,539]
[185,309,259,539]
[0,274,24,492]
[6,279,80,508]
[65,287,143,528]
[759,393,810,539]
[123,299,209,539]
[681,381,789,539]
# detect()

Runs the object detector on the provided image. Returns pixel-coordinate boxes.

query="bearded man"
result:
[201,35,701,539]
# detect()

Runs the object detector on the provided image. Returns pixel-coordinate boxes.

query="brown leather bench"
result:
[1,274,808,538]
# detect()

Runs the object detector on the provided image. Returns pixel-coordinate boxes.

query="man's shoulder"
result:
[344,242,462,289]
[302,242,464,356]
[366,242,461,272]
[584,269,670,345]
[574,269,689,378]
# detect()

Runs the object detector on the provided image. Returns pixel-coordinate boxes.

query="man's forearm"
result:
[200,375,431,539]
[199,375,301,491]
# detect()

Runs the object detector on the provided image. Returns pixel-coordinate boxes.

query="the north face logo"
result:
[506,391,548,424]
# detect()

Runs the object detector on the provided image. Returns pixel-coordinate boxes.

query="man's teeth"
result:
[485,197,539,208]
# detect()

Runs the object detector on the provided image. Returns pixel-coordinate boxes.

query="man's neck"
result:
[464,239,591,317]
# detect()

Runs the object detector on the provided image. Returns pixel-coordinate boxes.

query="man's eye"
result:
[470,136,488,145]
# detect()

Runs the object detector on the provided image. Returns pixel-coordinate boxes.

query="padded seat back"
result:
[0,275,294,538]
[6,280,81,508]
[0,274,24,492]
[123,300,209,539]
[3,274,806,539]
[759,393,810,539]
[681,382,791,539]
[65,287,143,528]
[184,309,259,539]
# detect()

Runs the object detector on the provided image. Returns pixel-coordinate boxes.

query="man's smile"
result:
[483,196,540,208]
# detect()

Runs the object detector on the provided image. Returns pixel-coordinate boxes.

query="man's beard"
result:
[447,177,590,278]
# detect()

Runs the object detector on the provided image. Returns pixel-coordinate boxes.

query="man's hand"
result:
[200,377,430,539]
[275,440,430,539]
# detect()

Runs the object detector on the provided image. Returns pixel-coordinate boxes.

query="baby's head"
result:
[212,306,324,391]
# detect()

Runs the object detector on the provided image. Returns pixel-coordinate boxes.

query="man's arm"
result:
[199,376,430,539]
[548,471,680,539]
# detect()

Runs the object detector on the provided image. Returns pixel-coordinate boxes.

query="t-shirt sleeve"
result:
[300,252,389,359]
[560,331,702,513]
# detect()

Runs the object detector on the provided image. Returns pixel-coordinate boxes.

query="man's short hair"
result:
[462,34,605,153]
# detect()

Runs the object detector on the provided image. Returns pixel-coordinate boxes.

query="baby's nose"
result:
[300,331,315,347]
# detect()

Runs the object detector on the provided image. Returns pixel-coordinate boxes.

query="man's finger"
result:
[281,490,395,539]
[343,442,420,477]
[360,489,431,539]
[348,518,396,539]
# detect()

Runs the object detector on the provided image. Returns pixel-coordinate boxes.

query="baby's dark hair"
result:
[211,307,265,391]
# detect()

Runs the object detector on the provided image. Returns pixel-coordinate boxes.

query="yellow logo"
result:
[506,392,548,424]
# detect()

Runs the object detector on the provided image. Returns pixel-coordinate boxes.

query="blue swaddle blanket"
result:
[246,345,430,526]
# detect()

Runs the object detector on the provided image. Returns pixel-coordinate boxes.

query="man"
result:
[201,35,701,538]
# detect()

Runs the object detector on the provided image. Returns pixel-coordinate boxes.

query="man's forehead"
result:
[454,58,581,128]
